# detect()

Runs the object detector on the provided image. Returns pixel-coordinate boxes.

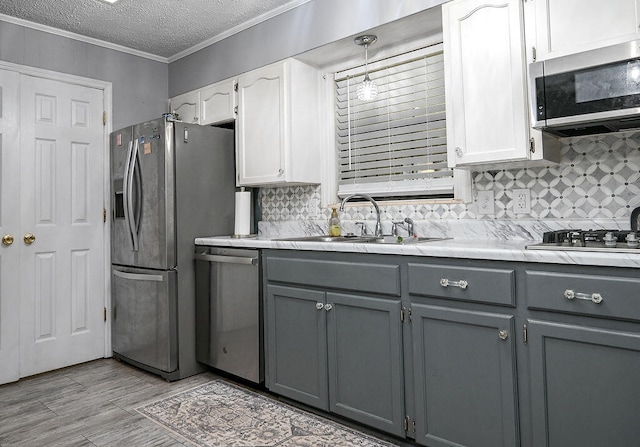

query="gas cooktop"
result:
[526,229,640,253]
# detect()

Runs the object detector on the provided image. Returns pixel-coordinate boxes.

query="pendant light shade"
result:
[354,35,378,101]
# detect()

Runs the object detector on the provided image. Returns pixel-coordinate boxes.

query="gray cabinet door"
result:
[412,304,518,447]
[266,285,328,410]
[528,319,640,447]
[327,292,404,437]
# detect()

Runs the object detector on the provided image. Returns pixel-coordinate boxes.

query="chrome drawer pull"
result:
[440,278,468,289]
[564,289,603,304]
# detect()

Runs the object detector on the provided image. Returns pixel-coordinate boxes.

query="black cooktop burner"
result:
[527,229,640,252]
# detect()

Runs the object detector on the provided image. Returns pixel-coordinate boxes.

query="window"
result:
[334,43,458,199]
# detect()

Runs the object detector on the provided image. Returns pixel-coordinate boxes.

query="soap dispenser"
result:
[329,207,341,237]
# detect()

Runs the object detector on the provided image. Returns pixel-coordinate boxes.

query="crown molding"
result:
[167,0,312,63]
[0,0,312,65]
[0,13,167,63]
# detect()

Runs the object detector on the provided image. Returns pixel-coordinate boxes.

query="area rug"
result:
[137,380,399,447]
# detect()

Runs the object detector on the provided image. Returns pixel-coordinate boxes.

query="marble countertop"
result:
[194,235,640,269]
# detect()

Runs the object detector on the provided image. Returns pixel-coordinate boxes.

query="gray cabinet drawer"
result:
[525,270,640,321]
[266,256,401,296]
[408,263,516,307]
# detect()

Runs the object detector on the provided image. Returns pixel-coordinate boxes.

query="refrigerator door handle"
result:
[113,269,164,282]
[126,139,140,251]
[122,139,135,250]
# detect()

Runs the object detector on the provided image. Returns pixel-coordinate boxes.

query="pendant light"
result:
[354,35,378,101]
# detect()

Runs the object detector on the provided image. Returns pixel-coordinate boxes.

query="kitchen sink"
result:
[275,235,371,243]
[276,235,446,244]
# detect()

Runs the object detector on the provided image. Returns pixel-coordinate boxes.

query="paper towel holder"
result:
[233,186,256,238]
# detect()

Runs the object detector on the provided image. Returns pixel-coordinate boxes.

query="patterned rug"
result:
[137,380,399,447]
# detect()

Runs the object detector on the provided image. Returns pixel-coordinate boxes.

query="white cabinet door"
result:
[236,62,286,185]
[532,0,640,60]
[170,90,199,124]
[0,69,21,385]
[236,59,320,187]
[19,76,106,378]
[444,0,531,167]
[200,78,236,125]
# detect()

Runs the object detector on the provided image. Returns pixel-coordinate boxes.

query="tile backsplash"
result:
[259,130,640,226]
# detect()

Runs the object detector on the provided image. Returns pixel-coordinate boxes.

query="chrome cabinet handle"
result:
[440,278,468,289]
[564,289,603,304]
[316,302,324,310]
[498,330,509,340]
[324,303,333,311]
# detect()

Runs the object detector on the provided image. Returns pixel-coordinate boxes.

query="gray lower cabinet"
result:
[411,304,519,447]
[266,284,328,409]
[525,267,640,447]
[265,278,405,436]
[527,319,640,447]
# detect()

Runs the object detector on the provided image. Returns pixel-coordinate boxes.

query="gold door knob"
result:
[23,233,36,245]
[2,234,14,246]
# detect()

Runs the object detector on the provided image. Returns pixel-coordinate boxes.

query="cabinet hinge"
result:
[103,111,107,126]
[403,415,415,433]
[401,307,411,323]
[529,137,536,153]
[523,324,528,344]
[104,307,107,322]
[103,208,107,223]
[234,81,238,92]
[532,46,537,62]
[234,105,238,115]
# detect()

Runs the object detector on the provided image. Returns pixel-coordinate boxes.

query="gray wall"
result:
[169,0,445,97]
[0,21,167,130]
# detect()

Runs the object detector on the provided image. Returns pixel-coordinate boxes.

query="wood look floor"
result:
[0,359,409,447]
[0,359,221,446]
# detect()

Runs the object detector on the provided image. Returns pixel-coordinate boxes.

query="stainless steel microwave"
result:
[530,40,640,137]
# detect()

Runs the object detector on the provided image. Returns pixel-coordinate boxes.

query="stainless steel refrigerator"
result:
[110,116,235,380]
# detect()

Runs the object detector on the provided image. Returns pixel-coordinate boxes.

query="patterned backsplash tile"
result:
[259,130,640,224]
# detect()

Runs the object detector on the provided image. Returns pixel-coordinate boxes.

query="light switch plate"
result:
[477,190,495,215]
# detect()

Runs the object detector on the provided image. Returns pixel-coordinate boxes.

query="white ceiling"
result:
[0,0,311,61]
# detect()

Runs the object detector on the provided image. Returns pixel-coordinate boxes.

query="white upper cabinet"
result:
[169,89,199,124]
[530,0,640,61]
[236,58,320,186]
[443,0,559,168]
[199,78,236,125]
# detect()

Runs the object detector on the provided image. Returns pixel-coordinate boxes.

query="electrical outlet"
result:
[477,190,495,215]
[308,198,318,217]
[513,188,531,214]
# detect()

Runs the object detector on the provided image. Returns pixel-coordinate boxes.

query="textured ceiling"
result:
[0,0,308,60]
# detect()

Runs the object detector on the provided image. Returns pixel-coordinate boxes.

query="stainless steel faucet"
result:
[340,194,382,237]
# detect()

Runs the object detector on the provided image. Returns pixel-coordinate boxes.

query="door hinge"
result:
[104,307,107,322]
[404,415,415,433]
[103,111,107,126]
[401,307,411,323]
[529,137,536,153]
[523,324,528,344]
[103,208,107,223]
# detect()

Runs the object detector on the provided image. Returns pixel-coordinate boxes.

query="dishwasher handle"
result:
[194,252,258,265]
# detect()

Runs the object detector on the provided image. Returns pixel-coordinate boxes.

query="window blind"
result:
[335,44,454,198]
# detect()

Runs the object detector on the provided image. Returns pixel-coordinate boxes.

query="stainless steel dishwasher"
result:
[194,246,263,383]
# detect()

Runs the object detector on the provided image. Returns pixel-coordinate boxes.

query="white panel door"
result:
[443,0,530,167]
[236,63,285,185]
[19,76,106,377]
[0,69,21,384]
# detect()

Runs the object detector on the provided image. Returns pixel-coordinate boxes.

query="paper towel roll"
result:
[234,188,251,236]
